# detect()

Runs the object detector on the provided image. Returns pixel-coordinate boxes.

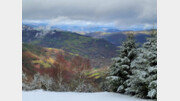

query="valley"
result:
[22,24,155,95]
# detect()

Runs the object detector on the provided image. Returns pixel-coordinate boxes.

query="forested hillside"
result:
[23,25,118,68]
[23,43,109,92]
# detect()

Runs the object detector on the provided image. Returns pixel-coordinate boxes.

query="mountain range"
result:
[22,22,152,33]
[86,31,152,46]
[22,24,155,67]
[22,25,118,68]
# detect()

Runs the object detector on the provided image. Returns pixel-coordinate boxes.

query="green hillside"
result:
[23,25,118,67]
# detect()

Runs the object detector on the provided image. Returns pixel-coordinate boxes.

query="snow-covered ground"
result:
[23,90,154,101]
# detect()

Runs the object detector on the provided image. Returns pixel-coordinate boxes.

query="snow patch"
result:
[22,90,154,101]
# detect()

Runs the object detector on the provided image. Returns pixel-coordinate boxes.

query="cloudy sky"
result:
[23,0,157,30]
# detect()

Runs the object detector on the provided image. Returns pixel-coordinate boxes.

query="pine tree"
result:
[126,33,157,98]
[107,34,138,93]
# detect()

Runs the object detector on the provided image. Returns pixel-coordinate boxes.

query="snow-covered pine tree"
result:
[126,33,157,99]
[107,34,138,93]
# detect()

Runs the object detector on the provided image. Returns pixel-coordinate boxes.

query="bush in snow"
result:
[22,72,55,91]
[22,73,41,90]
[75,80,96,92]
[54,73,71,92]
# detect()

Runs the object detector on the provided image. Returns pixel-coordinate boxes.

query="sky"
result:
[22,0,157,30]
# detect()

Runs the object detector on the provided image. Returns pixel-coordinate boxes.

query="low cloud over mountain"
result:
[23,0,157,29]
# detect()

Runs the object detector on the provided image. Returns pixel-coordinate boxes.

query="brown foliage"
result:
[71,56,91,72]
[23,51,94,87]
[53,54,74,82]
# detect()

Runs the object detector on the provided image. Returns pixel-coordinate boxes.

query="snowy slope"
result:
[22,90,154,101]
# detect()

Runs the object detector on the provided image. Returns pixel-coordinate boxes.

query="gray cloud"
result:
[23,0,157,29]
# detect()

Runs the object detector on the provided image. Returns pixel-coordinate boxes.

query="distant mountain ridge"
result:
[22,25,118,68]
[86,30,154,46]
[22,22,154,33]
[22,24,154,67]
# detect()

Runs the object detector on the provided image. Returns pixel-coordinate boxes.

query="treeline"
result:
[106,33,157,99]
